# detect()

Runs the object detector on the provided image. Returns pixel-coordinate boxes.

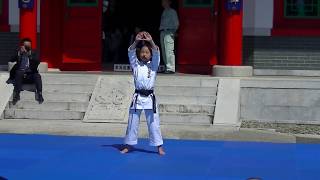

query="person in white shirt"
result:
[121,31,165,156]
[159,0,179,74]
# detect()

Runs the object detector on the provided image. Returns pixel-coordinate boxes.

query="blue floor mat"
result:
[0,134,319,180]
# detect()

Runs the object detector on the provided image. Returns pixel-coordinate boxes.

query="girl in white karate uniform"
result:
[121,31,165,155]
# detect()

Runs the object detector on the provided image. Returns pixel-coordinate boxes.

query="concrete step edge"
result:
[159,112,214,116]
[8,99,89,103]
[4,109,85,113]
[159,103,216,107]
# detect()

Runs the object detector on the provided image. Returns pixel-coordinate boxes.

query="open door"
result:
[178,0,218,74]
[61,0,102,71]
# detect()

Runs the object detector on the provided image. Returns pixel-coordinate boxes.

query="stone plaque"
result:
[83,75,134,123]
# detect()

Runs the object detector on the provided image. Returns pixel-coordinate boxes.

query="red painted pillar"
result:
[219,0,243,66]
[19,0,37,48]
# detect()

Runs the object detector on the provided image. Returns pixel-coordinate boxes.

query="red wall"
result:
[177,0,219,75]
[272,0,320,36]
[39,0,243,73]
[40,0,102,71]
[0,0,10,32]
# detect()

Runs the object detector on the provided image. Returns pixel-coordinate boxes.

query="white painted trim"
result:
[243,0,274,36]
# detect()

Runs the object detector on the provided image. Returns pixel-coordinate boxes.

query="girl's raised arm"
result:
[144,32,160,71]
[128,32,144,69]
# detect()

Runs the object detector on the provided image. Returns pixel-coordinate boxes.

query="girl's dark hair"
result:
[136,41,153,60]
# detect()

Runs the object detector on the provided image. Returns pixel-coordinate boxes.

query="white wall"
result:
[9,0,40,32]
[243,0,274,36]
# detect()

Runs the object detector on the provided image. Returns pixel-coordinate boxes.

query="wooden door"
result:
[62,0,102,71]
[178,0,218,74]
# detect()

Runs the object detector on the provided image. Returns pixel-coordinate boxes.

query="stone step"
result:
[155,86,217,96]
[4,109,84,120]
[40,75,98,85]
[157,95,216,105]
[158,103,215,114]
[10,92,91,102]
[141,112,213,125]
[156,77,218,87]
[42,84,95,93]
[8,101,88,112]
[252,51,320,56]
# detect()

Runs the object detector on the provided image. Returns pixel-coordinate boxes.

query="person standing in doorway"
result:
[159,0,179,74]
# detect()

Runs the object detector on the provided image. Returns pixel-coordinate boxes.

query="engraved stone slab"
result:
[83,75,134,123]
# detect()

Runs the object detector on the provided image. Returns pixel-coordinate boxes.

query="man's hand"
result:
[20,46,27,53]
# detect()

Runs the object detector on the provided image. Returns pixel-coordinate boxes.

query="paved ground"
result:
[1,119,320,144]
[0,119,298,143]
[0,134,320,180]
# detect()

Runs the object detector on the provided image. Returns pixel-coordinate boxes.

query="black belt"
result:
[131,89,157,113]
[135,89,154,96]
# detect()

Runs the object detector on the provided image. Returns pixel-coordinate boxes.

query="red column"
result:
[219,0,243,66]
[19,0,37,48]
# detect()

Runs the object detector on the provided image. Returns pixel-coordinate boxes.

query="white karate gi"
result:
[124,47,164,147]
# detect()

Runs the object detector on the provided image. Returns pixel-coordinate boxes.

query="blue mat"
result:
[0,134,319,180]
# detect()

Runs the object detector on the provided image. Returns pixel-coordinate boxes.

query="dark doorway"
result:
[102,0,178,70]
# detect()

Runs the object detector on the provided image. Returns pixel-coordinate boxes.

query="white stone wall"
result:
[0,73,13,119]
[9,0,40,32]
[240,79,320,124]
[243,0,274,36]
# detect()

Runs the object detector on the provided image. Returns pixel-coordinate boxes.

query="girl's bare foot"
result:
[120,145,131,154]
[158,146,166,156]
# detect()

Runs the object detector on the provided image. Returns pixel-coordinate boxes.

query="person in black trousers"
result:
[7,38,44,105]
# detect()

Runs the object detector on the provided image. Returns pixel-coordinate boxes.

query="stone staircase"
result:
[3,74,98,120]
[243,36,320,70]
[144,76,218,125]
[0,32,19,70]
[2,74,218,126]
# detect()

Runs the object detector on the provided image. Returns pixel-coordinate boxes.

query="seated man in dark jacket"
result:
[7,38,44,105]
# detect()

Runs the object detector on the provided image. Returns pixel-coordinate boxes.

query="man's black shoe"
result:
[6,79,14,84]
[12,92,20,105]
[35,92,44,104]
[164,71,175,74]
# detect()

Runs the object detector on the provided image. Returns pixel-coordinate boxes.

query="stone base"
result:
[212,65,253,77]
[8,62,48,73]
